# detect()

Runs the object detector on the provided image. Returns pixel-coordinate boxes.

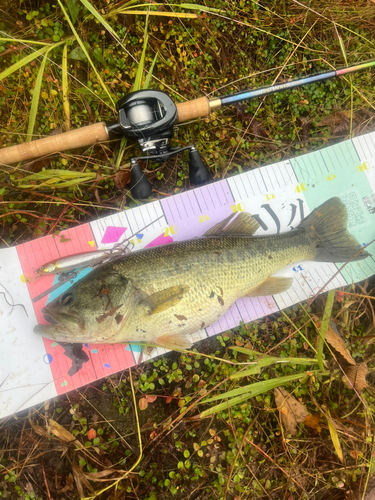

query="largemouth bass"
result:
[34,198,369,349]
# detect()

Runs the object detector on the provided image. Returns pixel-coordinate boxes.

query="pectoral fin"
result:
[155,333,192,349]
[204,212,260,236]
[142,285,190,315]
[246,276,293,297]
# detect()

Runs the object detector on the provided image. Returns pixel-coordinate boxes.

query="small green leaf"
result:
[69,46,87,61]
[92,47,107,67]
[66,0,80,25]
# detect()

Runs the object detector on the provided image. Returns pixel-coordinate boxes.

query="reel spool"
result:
[108,89,211,198]
[116,90,178,156]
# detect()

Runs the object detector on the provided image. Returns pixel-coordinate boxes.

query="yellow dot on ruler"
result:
[88,240,95,247]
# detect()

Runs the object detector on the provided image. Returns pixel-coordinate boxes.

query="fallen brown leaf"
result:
[342,363,368,392]
[72,462,95,498]
[58,473,74,494]
[83,469,123,481]
[274,387,309,436]
[317,111,351,127]
[114,169,131,189]
[236,103,269,138]
[325,321,356,365]
[297,116,312,141]
[304,414,322,432]
[48,418,84,448]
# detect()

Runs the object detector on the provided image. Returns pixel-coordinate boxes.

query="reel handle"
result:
[0,122,109,165]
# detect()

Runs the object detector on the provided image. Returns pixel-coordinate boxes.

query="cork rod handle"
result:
[176,97,212,123]
[0,122,109,165]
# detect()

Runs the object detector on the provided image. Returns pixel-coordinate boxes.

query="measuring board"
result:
[1,130,375,419]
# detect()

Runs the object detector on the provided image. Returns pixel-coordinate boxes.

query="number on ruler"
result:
[199,215,209,223]
[231,203,245,213]
[265,193,275,201]
[130,238,141,245]
[163,225,178,237]
[295,183,308,193]
[356,162,370,173]
[292,265,304,272]
[326,173,336,181]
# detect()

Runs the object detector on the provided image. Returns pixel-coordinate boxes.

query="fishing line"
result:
[0,283,28,317]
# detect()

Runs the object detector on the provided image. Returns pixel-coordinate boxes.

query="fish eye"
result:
[60,292,74,306]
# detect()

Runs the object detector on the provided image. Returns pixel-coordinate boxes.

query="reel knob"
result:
[129,161,152,199]
[188,147,212,186]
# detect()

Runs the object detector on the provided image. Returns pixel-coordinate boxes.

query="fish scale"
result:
[34,198,370,349]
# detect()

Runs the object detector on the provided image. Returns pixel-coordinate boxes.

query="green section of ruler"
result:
[290,140,375,283]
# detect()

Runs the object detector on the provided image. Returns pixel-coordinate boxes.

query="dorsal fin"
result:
[204,212,260,237]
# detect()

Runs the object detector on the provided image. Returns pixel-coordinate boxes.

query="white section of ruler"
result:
[89,200,166,250]
[227,160,348,309]
[0,248,56,417]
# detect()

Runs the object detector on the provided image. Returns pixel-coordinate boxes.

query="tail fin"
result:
[299,197,370,263]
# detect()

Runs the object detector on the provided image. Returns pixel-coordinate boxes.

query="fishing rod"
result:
[1,60,374,198]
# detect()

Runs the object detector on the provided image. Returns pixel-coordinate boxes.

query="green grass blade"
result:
[229,366,261,378]
[62,44,70,131]
[116,3,221,13]
[115,137,128,169]
[229,347,262,356]
[178,3,221,12]
[200,372,313,418]
[133,13,149,92]
[327,411,344,463]
[17,170,96,181]
[202,372,315,404]
[0,44,51,82]
[78,0,120,38]
[317,290,335,370]
[26,51,49,141]
[143,51,158,90]
[117,10,198,18]
[57,0,115,107]
[230,357,319,379]
[200,393,258,418]
[0,38,49,46]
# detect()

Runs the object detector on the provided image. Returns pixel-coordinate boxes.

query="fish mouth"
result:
[41,305,85,329]
[34,305,86,340]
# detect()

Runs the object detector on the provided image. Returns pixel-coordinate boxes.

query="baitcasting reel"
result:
[2,58,374,197]
[107,89,212,198]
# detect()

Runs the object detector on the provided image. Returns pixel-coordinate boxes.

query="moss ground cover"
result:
[1,1,375,498]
